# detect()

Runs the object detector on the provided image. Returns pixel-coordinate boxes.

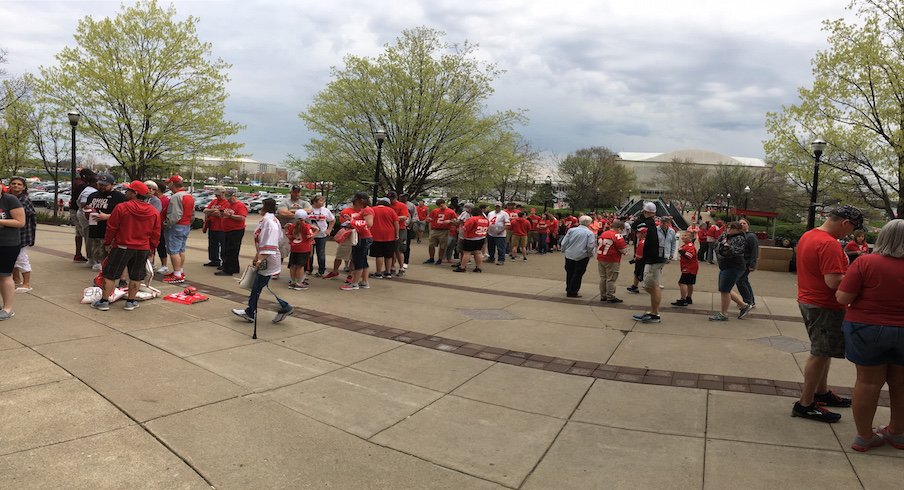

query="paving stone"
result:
[277,326,399,365]
[372,395,564,487]
[131,320,255,357]
[751,335,811,354]
[459,308,520,320]
[0,347,71,393]
[0,426,208,489]
[353,344,492,392]
[187,342,340,391]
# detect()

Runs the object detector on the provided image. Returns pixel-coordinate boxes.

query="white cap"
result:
[643,202,656,213]
[294,209,308,220]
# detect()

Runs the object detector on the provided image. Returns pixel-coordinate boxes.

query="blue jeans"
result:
[538,234,548,254]
[488,236,507,263]
[735,269,755,305]
[165,224,190,254]
[717,267,746,293]
[245,273,291,318]
[207,230,224,264]
[310,236,328,274]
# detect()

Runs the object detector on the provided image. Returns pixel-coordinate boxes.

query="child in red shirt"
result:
[672,231,699,306]
[286,210,314,290]
[627,228,646,293]
[844,230,870,263]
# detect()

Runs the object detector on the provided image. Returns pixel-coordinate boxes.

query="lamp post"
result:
[372,127,387,205]
[726,193,731,220]
[807,138,827,230]
[743,185,750,214]
[543,175,551,212]
[67,111,81,191]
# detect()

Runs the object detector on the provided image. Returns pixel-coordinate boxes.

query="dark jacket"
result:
[744,231,759,268]
[637,216,661,263]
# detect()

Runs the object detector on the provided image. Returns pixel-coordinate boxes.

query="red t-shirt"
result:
[429,207,457,230]
[205,197,229,232]
[350,207,374,239]
[549,218,559,234]
[845,241,869,254]
[463,216,489,239]
[707,226,721,241]
[339,207,354,225]
[390,201,409,228]
[838,254,904,326]
[678,242,699,274]
[797,228,848,309]
[597,230,627,263]
[416,205,428,221]
[635,238,645,259]
[370,206,399,242]
[697,227,708,242]
[528,214,541,231]
[510,217,530,236]
[221,200,248,232]
[537,219,550,235]
[286,222,314,253]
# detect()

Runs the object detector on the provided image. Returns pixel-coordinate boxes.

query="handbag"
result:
[334,228,352,244]
[238,264,256,290]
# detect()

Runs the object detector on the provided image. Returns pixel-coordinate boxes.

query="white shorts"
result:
[15,246,31,272]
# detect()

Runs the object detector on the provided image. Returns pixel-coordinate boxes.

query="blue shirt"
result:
[561,226,597,261]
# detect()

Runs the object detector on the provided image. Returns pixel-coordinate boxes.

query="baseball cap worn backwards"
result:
[643,202,656,213]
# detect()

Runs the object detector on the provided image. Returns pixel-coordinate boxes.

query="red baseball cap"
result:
[165,175,183,184]
[123,180,149,196]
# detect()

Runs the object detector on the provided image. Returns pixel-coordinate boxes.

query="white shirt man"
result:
[486,203,511,264]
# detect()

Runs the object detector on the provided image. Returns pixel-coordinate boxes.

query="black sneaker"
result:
[671,299,688,307]
[452,267,467,273]
[473,268,482,273]
[423,258,435,264]
[608,297,624,304]
[791,401,841,423]
[738,303,753,319]
[685,297,693,305]
[640,313,661,324]
[814,390,852,408]
[626,286,639,294]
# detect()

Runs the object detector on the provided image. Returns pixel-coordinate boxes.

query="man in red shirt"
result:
[387,192,410,276]
[91,181,160,312]
[527,208,541,252]
[369,197,400,278]
[425,198,456,265]
[215,189,248,277]
[597,220,628,303]
[454,213,489,272]
[510,211,530,261]
[415,200,428,244]
[793,205,864,423]
[202,187,229,268]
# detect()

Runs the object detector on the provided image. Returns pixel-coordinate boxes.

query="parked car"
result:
[28,191,56,207]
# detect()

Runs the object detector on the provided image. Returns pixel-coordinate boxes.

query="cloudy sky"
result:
[1,0,853,165]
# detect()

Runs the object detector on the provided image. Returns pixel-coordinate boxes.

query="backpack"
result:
[716,233,745,259]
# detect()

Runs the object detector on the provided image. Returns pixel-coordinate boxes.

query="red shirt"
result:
[429,207,457,230]
[635,238,645,259]
[339,207,354,225]
[221,200,248,232]
[797,228,848,309]
[678,242,699,274]
[350,207,374,239]
[463,216,489,239]
[697,227,708,242]
[528,214,541,231]
[416,205,428,221]
[205,197,229,232]
[390,201,409,228]
[371,205,399,242]
[549,218,559,234]
[104,199,161,250]
[707,226,721,241]
[845,241,869,254]
[537,219,550,235]
[510,217,530,236]
[286,221,314,253]
[838,254,904,326]
[597,230,627,263]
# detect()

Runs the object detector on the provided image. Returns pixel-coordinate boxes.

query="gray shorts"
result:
[642,262,665,289]
[799,303,846,358]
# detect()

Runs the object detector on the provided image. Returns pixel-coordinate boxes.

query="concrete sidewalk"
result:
[0,224,901,488]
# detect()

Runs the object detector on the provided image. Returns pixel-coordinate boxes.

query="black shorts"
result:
[633,260,645,281]
[679,273,697,285]
[103,247,149,281]
[288,251,311,268]
[369,240,396,258]
[0,245,21,276]
[463,239,485,252]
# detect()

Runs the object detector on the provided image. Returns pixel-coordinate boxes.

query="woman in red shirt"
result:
[836,219,904,452]
[342,192,374,291]
[285,210,314,290]
[845,230,870,263]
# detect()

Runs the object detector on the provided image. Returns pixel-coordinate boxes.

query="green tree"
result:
[656,158,716,219]
[0,80,33,175]
[27,98,70,216]
[557,146,635,211]
[36,0,243,181]
[764,0,904,219]
[298,27,525,198]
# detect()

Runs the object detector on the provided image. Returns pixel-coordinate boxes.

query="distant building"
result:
[194,156,286,182]
[616,149,766,200]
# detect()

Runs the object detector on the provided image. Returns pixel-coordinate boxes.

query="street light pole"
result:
[807,139,827,230]
[727,193,731,220]
[543,175,551,212]
[743,185,750,213]
[67,111,81,191]
[372,128,387,205]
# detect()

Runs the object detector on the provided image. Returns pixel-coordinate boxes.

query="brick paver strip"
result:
[31,244,887,407]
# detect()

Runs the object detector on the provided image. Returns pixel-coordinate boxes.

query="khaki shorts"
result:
[799,303,845,358]
[642,262,665,289]
[511,234,528,249]
[335,241,352,261]
[429,229,447,248]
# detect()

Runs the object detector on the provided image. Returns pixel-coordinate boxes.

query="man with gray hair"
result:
[560,215,597,298]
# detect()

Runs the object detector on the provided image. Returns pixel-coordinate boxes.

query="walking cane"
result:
[252,305,258,339]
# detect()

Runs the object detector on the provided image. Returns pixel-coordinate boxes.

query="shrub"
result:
[35,213,72,226]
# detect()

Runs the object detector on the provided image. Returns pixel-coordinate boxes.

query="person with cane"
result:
[232,198,293,337]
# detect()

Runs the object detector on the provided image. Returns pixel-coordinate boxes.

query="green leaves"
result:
[37,0,243,180]
[558,147,635,211]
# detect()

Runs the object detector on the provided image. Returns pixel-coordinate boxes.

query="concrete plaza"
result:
[0,222,901,489]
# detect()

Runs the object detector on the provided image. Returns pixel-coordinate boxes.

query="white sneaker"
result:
[92,264,102,271]
[156,266,170,274]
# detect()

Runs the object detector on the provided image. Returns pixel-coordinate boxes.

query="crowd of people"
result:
[6,175,904,454]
